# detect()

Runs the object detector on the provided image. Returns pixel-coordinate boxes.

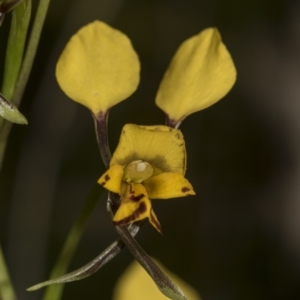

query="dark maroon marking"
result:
[138,201,147,213]
[130,194,145,202]
[100,181,106,186]
[113,201,147,226]
[166,117,178,128]
[181,187,190,193]
[105,174,110,181]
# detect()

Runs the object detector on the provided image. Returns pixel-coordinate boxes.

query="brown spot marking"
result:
[138,201,147,213]
[130,194,145,202]
[105,174,110,181]
[181,187,190,193]
[113,201,147,225]
[175,133,181,139]
[100,181,106,186]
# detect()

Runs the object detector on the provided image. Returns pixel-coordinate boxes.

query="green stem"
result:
[2,0,31,101]
[0,0,51,173]
[41,184,102,300]
[0,245,17,300]
[11,0,50,107]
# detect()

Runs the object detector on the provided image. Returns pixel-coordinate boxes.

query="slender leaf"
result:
[11,0,50,108]
[27,223,140,293]
[0,92,27,124]
[1,0,31,101]
[0,0,51,172]
[27,189,141,297]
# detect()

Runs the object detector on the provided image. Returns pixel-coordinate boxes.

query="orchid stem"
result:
[113,223,187,300]
[107,193,187,300]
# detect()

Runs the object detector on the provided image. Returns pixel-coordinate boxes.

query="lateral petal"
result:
[144,172,195,199]
[97,165,124,194]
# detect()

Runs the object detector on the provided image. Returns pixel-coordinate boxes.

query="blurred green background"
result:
[1,0,300,299]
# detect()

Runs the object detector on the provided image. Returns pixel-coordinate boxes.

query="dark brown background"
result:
[1,0,300,299]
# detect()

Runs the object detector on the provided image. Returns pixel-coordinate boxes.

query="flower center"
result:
[123,160,153,183]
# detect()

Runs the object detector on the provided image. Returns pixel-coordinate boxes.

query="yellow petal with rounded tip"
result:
[98,165,124,194]
[110,124,186,175]
[113,183,151,225]
[56,20,140,114]
[155,28,236,122]
[143,172,195,199]
[113,258,202,300]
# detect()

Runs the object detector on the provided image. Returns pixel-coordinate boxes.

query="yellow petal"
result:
[56,21,140,114]
[143,172,195,199]
[113,258,202,300]
[97,165,124,194]
[113,183,151,225]
[110,124,186,175]
[155,28,236,122]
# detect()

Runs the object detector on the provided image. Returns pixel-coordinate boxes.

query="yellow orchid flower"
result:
[113,259,202,300]
[98,124,195,233]
[26,20,237,298]
[54,18,236,236]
